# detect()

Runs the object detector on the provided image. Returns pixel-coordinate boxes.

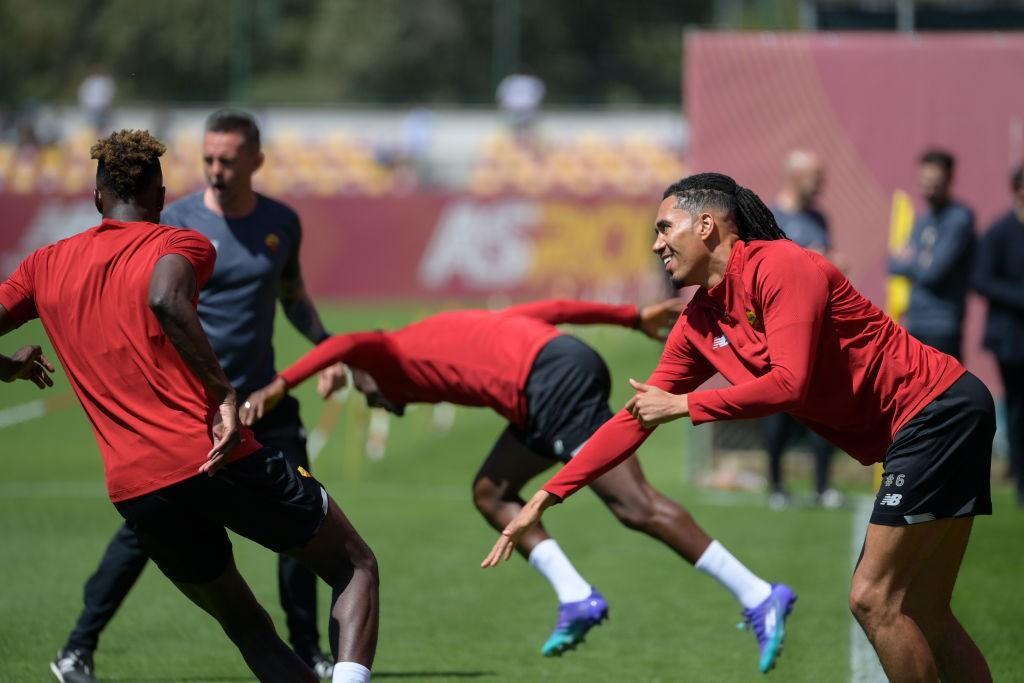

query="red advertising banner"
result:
[686,32,1024,389]
[0,193,668,304]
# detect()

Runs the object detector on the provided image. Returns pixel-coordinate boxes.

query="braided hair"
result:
[90,129,166,202]
[662,172,789,242]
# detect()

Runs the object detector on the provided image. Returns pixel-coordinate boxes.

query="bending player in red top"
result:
[243,297,793,665]
[0,131,377,683]
[484,173,995,682]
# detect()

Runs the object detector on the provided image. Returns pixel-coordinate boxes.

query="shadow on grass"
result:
[108,671,497,682]
[375,673,496,679]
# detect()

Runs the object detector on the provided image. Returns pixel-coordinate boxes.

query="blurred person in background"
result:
[496,72,545,143]
[762,150,842,510]
[52,110,347,682]
[77,71,116,133]
[974,164,1024,507]
[890,149,975,360]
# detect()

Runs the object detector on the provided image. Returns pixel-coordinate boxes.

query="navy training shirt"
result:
[161,192,301,397]
[889,200,975,338]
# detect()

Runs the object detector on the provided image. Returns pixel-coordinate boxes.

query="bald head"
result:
[781,149,824,209]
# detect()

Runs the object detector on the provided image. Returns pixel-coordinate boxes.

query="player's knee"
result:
[848,578,891,627]
[359,548,379,581]
[349,539,379,584]
[471,477,501,514]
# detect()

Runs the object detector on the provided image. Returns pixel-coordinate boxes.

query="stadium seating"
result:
[0,126,683,198]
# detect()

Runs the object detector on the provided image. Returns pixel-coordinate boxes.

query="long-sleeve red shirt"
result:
[543,239,964,501]
[277,300,640,429]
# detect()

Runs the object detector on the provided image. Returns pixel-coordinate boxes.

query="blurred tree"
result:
[0,0,736,107]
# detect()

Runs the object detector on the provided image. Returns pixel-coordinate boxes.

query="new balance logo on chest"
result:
[712,335,729,349]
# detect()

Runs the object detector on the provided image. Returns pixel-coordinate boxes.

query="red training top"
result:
[543,240,964,500]
[278,300,640,428]
[0,219,261,502]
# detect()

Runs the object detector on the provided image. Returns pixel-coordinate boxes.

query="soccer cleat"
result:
[297,649,335,679]
[307,651,334,679]
[739,583,797,673]
[50,648,96,683]
[541,589,609,657]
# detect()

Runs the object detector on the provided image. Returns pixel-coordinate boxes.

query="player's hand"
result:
[481,490,558,568]
[352,368,406,417]
[316,362,348,400]
[624,379,688,428]
[0,345,56,389]
[240,377,287,426]
[202,397,241,476]
[638,299,684,341]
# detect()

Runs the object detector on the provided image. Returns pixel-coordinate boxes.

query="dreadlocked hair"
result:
[662,172,789,242]
[90,129,166,202]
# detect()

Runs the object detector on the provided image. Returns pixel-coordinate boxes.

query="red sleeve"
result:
[161,229,216,290]
[278,332,387,388]
[542,314,716,500]
[501,299,639,327]
[0,251,40,327]
[688,248,827,424]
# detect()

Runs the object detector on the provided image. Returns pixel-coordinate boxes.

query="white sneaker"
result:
[767,491,790,511]
[817,488,844,509]
[50,648,96,683]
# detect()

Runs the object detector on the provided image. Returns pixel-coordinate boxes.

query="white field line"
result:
[849,496,887,683]
[0,398,48,429]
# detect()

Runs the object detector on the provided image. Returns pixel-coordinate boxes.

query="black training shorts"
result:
[114,447,328,583]
[871,372,994,526]
[506,335,614,462]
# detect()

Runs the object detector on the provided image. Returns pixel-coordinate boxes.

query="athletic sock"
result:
[527,538,593,603]
[694,540,773,609]
[333,661,371,683]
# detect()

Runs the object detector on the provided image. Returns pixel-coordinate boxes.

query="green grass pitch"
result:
[0,303,1019,682]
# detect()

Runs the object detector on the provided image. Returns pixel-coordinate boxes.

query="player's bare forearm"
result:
[153,299,235,404]
[280,278,329,345]
[150,255,235,405]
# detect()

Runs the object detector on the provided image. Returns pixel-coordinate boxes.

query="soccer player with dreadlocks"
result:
[484,173,995,682]
[0,130,378,683]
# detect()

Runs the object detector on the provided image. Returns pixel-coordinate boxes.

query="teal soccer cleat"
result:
[740,583,797,673]
[541,589,609,656]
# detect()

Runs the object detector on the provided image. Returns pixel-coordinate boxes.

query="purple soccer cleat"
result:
[740,583,797,673]
[541,589,609,656]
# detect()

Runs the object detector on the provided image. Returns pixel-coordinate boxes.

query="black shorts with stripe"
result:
[506,335,614,462]
[114,447,328,583]
[871,372,995,526]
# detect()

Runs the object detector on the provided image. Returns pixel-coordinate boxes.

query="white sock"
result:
[695,540,773,609]
[528,538,593,603]
[333,662,371,683]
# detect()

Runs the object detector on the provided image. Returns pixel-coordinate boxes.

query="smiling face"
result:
[653,196,714,289]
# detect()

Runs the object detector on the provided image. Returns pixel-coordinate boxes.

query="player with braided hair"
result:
[486,173,995,681]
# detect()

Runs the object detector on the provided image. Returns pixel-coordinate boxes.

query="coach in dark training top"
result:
[52,111,346,682]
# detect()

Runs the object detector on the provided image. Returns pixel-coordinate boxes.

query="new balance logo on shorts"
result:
[879,493,903,507]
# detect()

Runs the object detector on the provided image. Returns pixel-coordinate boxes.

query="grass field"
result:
[0,303,1020,682]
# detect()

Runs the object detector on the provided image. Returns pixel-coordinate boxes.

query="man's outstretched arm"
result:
[502,298,684,340]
